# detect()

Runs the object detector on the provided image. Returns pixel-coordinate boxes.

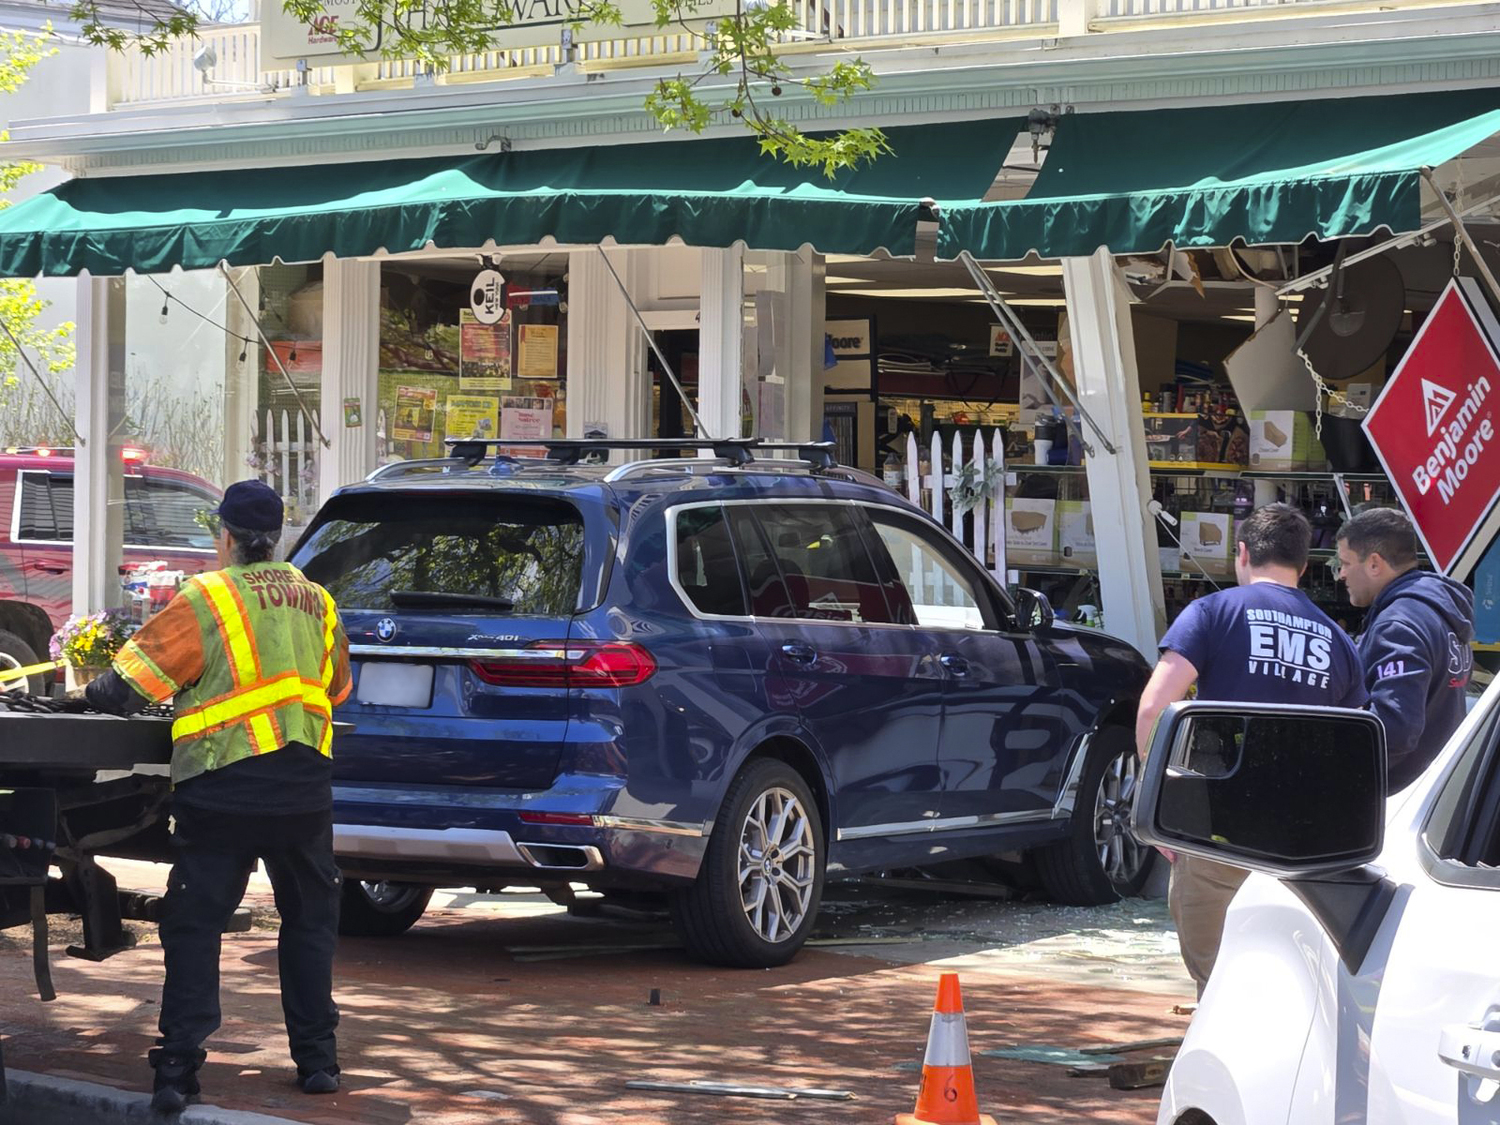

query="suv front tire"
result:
[672,758,826,968]
[1035,725,1154,905]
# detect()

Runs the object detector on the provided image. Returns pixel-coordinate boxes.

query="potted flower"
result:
[51,610,138,688]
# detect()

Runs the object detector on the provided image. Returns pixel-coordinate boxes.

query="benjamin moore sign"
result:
[263,0,734,65]
[1363,277,1500,579]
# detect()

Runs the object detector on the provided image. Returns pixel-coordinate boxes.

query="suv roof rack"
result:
[443,437,838,472]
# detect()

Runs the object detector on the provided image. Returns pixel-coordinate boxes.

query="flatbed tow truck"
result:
[0,695,242,1098]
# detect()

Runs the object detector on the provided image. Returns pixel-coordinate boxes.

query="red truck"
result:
[0,448,222,693]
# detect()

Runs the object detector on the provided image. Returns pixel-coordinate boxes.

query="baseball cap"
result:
[213,480,284,533]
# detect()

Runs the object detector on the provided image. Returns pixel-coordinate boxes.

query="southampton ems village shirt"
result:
[1160,582,1369,707]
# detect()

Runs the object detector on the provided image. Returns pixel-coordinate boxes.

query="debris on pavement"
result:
[625,1080,856,1101]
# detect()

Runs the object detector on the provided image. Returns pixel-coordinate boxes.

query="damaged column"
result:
[1062,248,1166,657]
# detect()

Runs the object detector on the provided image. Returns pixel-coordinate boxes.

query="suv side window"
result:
[724,507,795,618]
[863,509,993,631]
[750,503,895,624]
[15,472,214,550]
[1422,701,1500,886]
[126,478,216,550]
[16,471,73,541]
[674,505,748,617]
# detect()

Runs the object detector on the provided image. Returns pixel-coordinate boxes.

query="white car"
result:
[1133,687,1500,1125]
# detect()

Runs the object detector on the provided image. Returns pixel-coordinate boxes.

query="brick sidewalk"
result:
[1,898,1191,1125]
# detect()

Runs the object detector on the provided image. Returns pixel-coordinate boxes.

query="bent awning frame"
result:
[938,89,1500,264]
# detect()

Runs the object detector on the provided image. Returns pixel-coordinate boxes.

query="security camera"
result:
[192,46,217,74]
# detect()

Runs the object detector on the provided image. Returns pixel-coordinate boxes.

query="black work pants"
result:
[157,807,341,1075]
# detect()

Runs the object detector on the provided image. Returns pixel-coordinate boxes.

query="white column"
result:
[697,245,744,447]
[565,248,648,451]
[1063,248,1166,657]
[71,275,125,616]
[319,258,381,502]
[780,248,826,444]
[222,267,259,486]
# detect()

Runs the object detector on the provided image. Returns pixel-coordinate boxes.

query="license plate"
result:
[356,662,434,708]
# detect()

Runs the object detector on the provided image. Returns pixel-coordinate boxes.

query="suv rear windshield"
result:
[292,493,586,615]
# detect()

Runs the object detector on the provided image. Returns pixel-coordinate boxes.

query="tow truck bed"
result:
[0,712,172,773]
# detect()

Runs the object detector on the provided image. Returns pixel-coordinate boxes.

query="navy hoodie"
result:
[1358,569,1475,793]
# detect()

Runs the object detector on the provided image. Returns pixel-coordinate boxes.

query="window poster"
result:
[459,308,513,390]
[392,386,436,442]
[499,395,554,457]
[445,394,501,442]
[516,323,559,381]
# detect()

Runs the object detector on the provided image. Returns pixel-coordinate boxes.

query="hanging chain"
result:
[1455,232,1464,279]
[1297,341,1367,441]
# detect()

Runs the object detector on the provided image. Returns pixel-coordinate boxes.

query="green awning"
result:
[938,89,1500,262]
[0,120,1021,277]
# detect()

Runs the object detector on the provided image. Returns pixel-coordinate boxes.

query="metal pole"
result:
[1422,167,1500,313]
[218,262,332,450]
[957,250,1117,456]
[596,246,708,440]
[0,315,84,445]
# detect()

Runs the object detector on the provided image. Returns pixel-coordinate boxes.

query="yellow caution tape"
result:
[0,659,68,685]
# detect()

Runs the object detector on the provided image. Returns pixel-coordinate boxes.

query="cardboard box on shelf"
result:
[1005,498,1057,566]
[1143,412,1248,469]
[1249,410,1325,471]
[1057,501,1096,568]
[1179,512,1234,577]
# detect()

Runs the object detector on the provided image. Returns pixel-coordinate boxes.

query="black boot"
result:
[297,1065,340,1094]
[149,1048,205,1115]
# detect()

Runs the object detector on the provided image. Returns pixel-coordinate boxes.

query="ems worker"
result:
[1135,503,1367,996]
[85,480,351,1113]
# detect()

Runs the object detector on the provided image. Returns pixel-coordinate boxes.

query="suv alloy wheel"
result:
[671,758,826,967]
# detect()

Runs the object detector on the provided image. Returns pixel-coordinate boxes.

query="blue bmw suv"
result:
[291,439,1152,968]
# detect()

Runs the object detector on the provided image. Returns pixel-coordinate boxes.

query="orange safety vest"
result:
[113,563,350,786]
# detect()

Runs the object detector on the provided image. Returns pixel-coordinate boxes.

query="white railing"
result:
[253,407,320,518]
[106,0,1060,107]
[103,0,1451,107]
[1102,0,1393,15]
[905,429,1007,580]
[801,0,1055,37]
[107,23,338,105]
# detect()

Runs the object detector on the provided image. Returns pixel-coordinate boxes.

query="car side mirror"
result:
[1013,587,1053,631]
[1132,701,1387,877]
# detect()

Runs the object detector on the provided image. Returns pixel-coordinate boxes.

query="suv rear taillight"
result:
[469,641,657,688]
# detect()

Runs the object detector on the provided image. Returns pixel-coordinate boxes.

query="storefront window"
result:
[378,259,567,464]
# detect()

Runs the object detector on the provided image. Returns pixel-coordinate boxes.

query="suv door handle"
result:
[940,653,970,676]
[780,643,818,665]
[30,563,67,574]
[1439,1024,1500,1081]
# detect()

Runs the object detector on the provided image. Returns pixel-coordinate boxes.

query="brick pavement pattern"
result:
[1,902,1188,1125]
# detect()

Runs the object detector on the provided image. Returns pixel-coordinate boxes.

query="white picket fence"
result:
[904,430,1009,580]
[254,408,320,514]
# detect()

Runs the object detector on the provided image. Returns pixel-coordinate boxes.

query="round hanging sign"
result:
[470,269,506,325]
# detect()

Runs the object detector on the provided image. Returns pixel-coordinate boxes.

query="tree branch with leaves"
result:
[0,29,76,419]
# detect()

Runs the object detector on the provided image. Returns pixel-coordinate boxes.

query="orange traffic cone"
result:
[895,973,999,1125]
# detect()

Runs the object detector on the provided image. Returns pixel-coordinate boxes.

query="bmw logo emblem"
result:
[375,618,398,642]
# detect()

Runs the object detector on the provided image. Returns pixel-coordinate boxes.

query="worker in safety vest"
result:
[85,480,351,1114]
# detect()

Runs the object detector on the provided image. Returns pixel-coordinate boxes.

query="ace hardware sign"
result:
[1364,277,1500,578]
